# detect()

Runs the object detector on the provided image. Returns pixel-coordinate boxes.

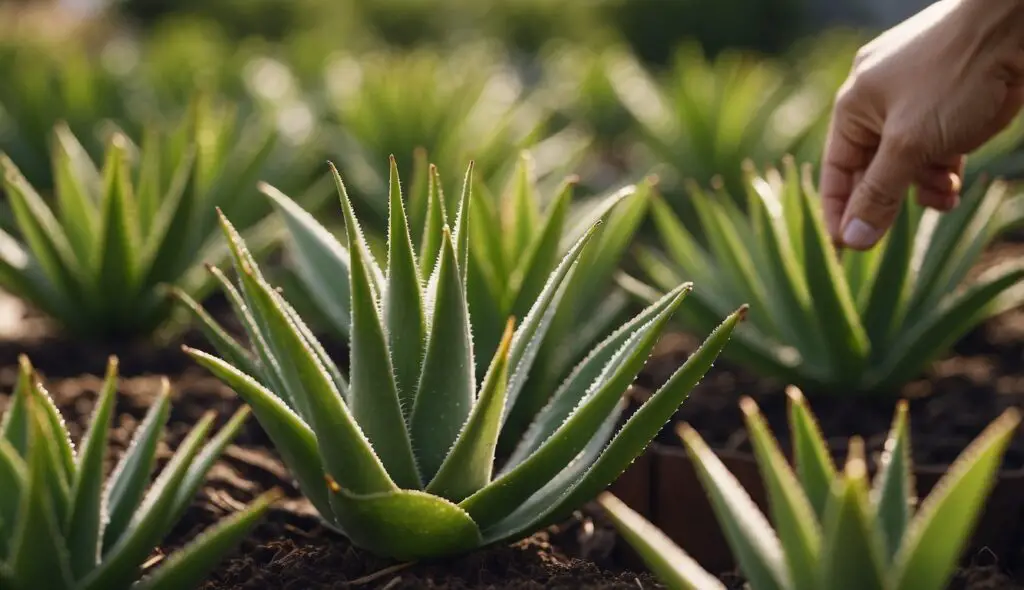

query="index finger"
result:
[819,117,876,243]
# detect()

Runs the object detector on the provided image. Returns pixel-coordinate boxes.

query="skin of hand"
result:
[820,0,1024,250]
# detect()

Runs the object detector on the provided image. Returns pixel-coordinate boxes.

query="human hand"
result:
[820,0,1024,250]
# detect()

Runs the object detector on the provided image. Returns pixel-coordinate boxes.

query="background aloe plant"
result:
[321,46,591,229]
[267,154,652,448]
[0,355,273,590]
[621,159,1024,394]
[0,97,330,340]
[176,161,743,560]
[599,387,1021,590]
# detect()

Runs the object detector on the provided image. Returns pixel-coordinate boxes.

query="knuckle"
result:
[860,177,902,209]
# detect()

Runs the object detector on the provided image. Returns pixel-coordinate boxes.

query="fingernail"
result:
[842,218,882,249]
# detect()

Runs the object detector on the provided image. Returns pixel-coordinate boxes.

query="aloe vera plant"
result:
[323,47,590,229]
[0,355,273,590]
[600,387,1021,590]
[0,97,327,340]
[177,161,743,561]
[622,159,1024,394]
[264,154,652,447]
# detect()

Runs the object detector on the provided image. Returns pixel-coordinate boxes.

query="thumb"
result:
[839,136,918,250]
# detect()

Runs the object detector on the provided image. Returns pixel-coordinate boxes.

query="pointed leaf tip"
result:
[785,384,805,403]
[738,396,759,417]
[845,436,867,480]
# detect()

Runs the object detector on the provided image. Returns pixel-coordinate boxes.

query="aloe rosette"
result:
[264,154,652,452]
[178,161,743,561]
[622,158,1024,394]
[0,355,273,590]
[600,387,1021,590]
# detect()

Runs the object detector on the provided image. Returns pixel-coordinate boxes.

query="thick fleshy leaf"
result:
[788,387,837,521]
[262,181,353,338]
[331,162,385,291]
[427,319,513,502]
[103,387,171,552]
[383,156,427,421]
[819,444,888,590]
[51,123,100,256]
[452,161,473,284]
[678,423,790,590]
[93,134,141,306]
[0,363,33,456]
[507,176,573,316]
[487,306,745,542]
[861,201,915,351]
[1,154,83,297]
[410,229,475,482]
[326,487,482,562]
[232,252,400,494]
[598,493,726,590]
[168,406,251,526]
[0,438,26,559]
[419,164,449,280]
[459,285,683,530]
[505,283,691,470]
[82,413,216,590]
[505,153,541,263]
[170,287,259,378]
[9,405,74,590]
[502,222,602,424]
[136,491,277,590]
[66,357,118,579]
[798,168,869,379]
[871,401,913,562]
[892,408,1020,590]
[185,347,333,518]
[742,397,821,590]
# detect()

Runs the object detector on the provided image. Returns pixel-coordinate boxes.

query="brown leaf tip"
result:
[325,475,342,494]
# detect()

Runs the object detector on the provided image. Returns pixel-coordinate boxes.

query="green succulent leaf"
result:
[870,402,913,562]
[788,387,837,521]
[598,493,726,590]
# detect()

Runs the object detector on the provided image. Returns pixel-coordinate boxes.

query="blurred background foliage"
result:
[1,0,1023,227]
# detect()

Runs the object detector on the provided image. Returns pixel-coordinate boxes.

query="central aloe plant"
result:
[178,161,743,561]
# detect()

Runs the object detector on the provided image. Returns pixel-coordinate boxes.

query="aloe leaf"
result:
[861,201,916,354]
[508,176,573,316]
[742,397,822,590]
[26,364,75,482]
[93,134,141,305]
[490,306,745,541]
[410,228,475,482]
[0,438,26,560]
[819,445,888,590]
[871,401,912,562]
[168,406,251,525]
[427,319,513,502]
[788,387,837,521]
[502,222,601,425]
[327,488,482,562]
[648,196,719,292]
[136,145,195,286]
[9,405,74,590]
[0,363,33,456]
[184,347,333,519]
[1,154,83,303]
[872,262,1024,390]
[66,357,118,579]
[506,283,691,469]
[203,262,288,402]
[83,414,217,590]
[892,409,1020,590]
[798,168,869,378]
[419,164,449,280]
[170,287,259,378]
[383,156,428,421]
[262,181,353,339]
[232,252,400,495]
[51,124,100,255]
[598,493,726,590]
[103,387,171,552]
[506,153,541,262]
[331,162,385,290]
[679,423,791,590]
[452,161,472,284]
[460,285,685,530]
[407,148,430,242]
[135,491,277,590]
